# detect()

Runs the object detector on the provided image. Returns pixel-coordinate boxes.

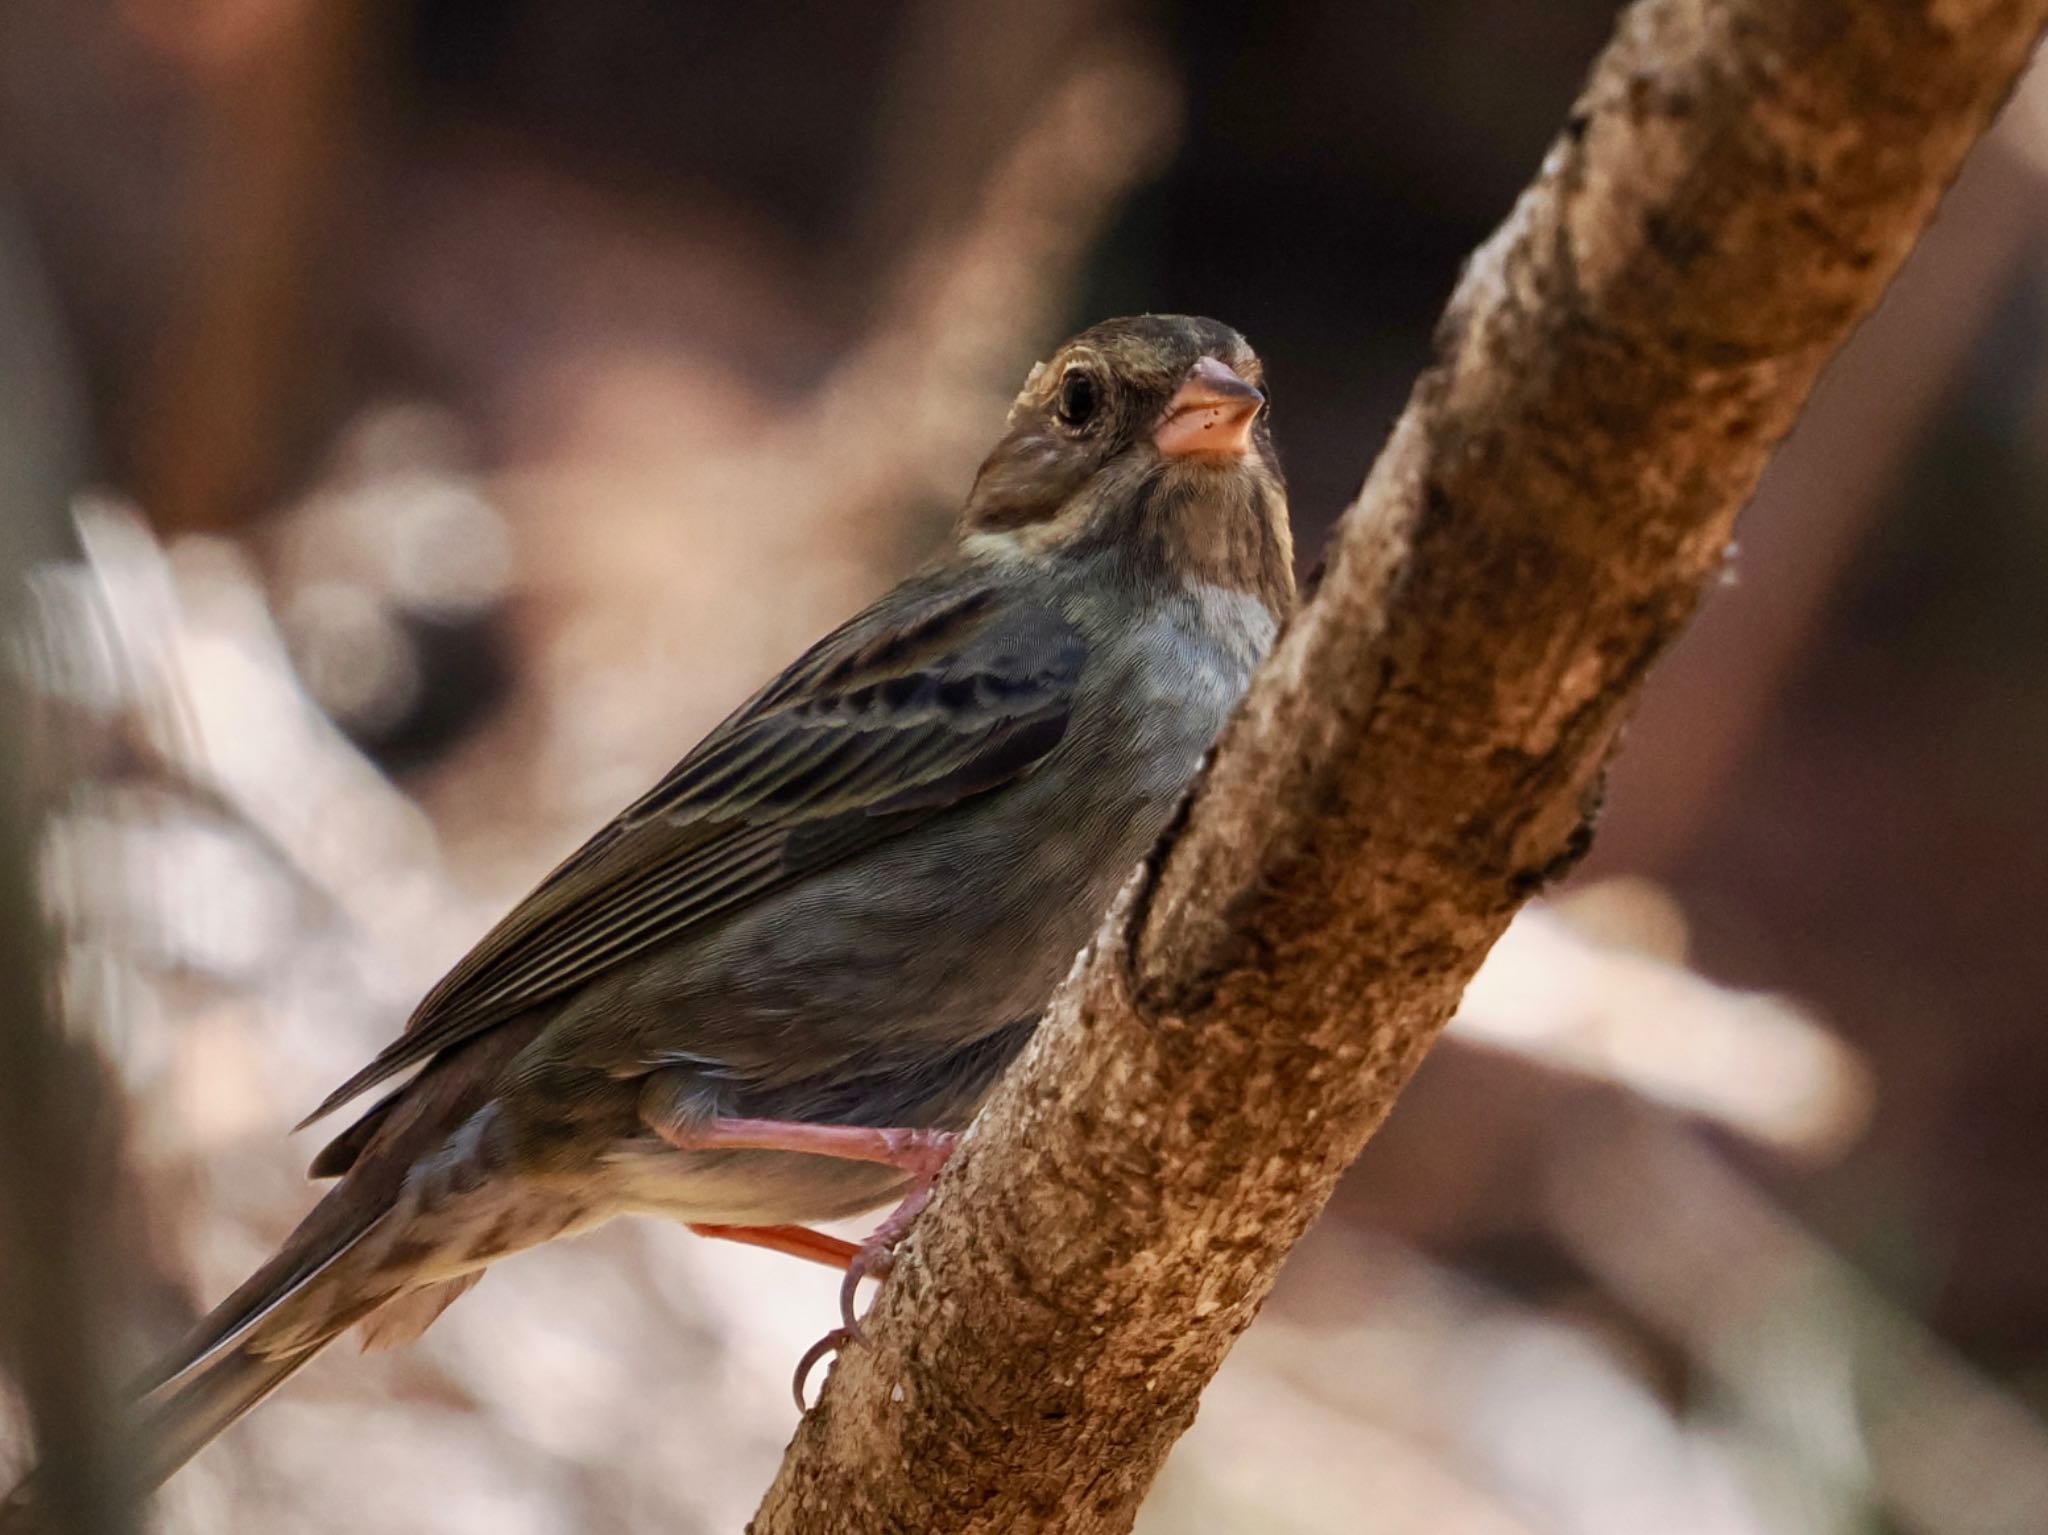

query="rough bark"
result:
[752,3,2048,1532]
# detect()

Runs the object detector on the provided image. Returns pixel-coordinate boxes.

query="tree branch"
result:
[0,211,137,1533]
[752,3,2048,1531]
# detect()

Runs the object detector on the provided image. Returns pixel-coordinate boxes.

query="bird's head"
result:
[958,315,1294,618]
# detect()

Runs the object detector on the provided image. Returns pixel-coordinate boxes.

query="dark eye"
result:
[1055,367,1099,428]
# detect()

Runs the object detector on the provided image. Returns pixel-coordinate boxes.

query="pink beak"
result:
[1152,356,1264,459]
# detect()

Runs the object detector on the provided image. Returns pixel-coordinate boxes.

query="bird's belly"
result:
[602,1141,914,1227]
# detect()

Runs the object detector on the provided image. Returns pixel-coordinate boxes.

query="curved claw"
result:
[793,1325,854,1410]
[798,1214,918,1409]
[782,1133,956,1412]
[837,1243,898,1337]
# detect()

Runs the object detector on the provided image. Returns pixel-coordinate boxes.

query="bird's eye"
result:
[1055,367,1100,428]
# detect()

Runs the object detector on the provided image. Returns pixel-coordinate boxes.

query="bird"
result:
[2,313,1293,1514]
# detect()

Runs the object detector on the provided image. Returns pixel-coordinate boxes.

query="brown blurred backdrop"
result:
[3,3,2047,1532]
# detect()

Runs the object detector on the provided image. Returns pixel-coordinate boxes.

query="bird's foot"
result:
[834,1179,936,1336]
[793,1159,953,1408]
[649,1112,963,1407]
[791,1326,855,1409]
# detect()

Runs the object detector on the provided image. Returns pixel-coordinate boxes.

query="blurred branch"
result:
[1142,1226,1759,1535]
[1547,1113,2048,1535]
[0,205,135,1533]
[1452,895,1872,1158]
[774,38,1183,521]
[126,0,378,532]
[847,0,1110,287]
[752,3,2048,1531]
[0,707,136,1535]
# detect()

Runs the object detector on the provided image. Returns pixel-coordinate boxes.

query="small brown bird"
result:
[3,314,1292,1510]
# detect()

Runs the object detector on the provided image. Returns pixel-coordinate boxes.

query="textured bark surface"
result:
[753,4,2048,1532]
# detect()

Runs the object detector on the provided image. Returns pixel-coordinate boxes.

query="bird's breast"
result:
[584,577,1277,1109]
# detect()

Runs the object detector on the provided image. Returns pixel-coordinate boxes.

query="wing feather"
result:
[302,575,1085,1127]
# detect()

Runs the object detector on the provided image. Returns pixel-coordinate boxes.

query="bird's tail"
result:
[135,1192,388,1483]
[128,1343,316,1492]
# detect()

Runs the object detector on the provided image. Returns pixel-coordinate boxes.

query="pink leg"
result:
[650,1115,957,1181]
[784,1177,946,1409]
[687,1222,859,1271]
[648,1113,961,1407]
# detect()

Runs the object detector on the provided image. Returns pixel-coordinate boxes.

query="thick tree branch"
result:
[753,3,2048,1531]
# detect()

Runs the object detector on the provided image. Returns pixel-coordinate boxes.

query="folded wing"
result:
[302,576,1087,1128]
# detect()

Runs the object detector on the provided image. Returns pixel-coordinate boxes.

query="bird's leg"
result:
[833,1175,936,1328]
[647,1110,961,1406]
[686,1223,859,1270]
[649,1115,957,1181]
[785,1173,947,1409]
[655,1115,959,1320]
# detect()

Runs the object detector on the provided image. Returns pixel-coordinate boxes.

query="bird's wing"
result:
[302,574,1087,1127]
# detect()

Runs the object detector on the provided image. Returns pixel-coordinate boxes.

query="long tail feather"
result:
[140,1181,383,1403]
[132,1343,317,1492]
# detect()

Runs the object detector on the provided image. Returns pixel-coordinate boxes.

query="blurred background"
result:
[2,3,2046,1532]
